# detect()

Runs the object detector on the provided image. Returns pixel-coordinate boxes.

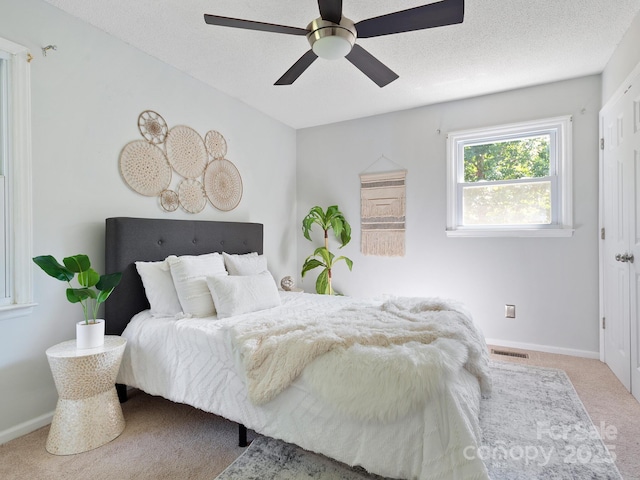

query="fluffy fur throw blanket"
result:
[231,297,491,422]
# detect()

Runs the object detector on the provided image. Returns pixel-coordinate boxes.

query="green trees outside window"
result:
[462,135,552,225]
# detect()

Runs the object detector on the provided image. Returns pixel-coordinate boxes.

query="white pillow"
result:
[206,271,281,319]
[223,252,268,276]
[167,253,227,317]
[135,260,182,316]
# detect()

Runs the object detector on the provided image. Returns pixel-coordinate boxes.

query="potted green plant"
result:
[301,205,353,295]
[33,254,122,349]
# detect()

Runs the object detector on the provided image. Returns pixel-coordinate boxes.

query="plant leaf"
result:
[323,207,351,248]
[301,258,325,277]
[334,256,354,271]
[326,205,339,218]
[32,255,74,282]
[344,256,353,270]
[301,216,314,241]
[309,205,325,217]
[314,246,334,265]
[302,206,329,241]
[330,216,344,239]
[63,254,91,273]
[66,288,96,303]
[315,268,330,294]
[96,288,115,304]
[78,268,100,288]
[339,219,352,247]
[97,272,122,292]
[95,272,122,303]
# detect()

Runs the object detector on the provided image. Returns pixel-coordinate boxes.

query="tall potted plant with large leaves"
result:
[301,205,353,295]
[33,254,122,349]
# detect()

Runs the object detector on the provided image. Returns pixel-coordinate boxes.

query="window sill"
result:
[0,302,37,321]
[446,228,575,238]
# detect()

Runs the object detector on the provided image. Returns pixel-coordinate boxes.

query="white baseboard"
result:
[0,411,53,445]
[485,338,600,360]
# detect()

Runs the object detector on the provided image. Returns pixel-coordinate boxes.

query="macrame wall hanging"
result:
[119,110,243,213]
[360,156,406,257]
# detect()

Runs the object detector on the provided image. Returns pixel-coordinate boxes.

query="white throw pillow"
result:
[135,260,182,316]
[206,271,281,319]
[223,252,267,276]
[167,253,227,317]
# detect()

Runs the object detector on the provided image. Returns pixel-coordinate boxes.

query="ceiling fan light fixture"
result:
[312,35,352,59]
[307,18,356,60]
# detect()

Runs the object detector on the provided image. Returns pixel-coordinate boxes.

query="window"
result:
[0,37,34,318]
[446,116,573,237]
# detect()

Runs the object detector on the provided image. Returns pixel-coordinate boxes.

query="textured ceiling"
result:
[43,0,640,129]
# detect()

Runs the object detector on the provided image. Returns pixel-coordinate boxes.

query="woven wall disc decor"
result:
[204,159,243,211]
[178,179,207,213]
[119,140,172,196]
[160,189,179,212]
[138,110,168,145]
[204,130,228,160]
[165,125,208,179]
[120,111,243,213]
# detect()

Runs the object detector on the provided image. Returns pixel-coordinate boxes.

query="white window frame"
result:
[446,116,574,237]
[0,37,34,319]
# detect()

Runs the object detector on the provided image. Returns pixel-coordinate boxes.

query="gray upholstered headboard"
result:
[104,217,264,336]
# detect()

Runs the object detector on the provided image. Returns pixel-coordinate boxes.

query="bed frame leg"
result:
[116,383,128,403]
[238,424,247,447]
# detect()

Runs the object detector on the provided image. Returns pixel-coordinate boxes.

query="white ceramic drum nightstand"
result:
[45,335,127,455]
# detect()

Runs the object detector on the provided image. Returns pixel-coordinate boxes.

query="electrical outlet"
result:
[505,305,516,318]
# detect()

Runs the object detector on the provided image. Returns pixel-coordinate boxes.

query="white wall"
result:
[0,0,296,439]
[297,76,601,358]
[602,10,640,105]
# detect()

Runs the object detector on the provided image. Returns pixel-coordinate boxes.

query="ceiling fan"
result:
[204,0,464,88]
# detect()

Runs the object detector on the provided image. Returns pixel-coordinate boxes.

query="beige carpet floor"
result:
[0,347,638,480]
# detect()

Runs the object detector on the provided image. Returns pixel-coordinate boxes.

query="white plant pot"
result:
[76,319,105,349]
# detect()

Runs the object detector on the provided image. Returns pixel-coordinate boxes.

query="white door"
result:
[601,94,631,391]
[600,76,640,402]
[630,80,640,401]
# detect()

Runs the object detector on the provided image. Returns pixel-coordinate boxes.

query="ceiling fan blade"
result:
[204,14,308,36]
[318,0,342,24]
[275,50,319,85]
[345,44,398,87]
[355,0,464,39]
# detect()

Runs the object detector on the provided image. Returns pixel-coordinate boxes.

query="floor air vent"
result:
[491,349,529,359]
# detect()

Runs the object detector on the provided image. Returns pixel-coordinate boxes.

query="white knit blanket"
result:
[231,296,491,422]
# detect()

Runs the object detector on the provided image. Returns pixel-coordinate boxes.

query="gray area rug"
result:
[215,362,622,480]
[481,362,621,480]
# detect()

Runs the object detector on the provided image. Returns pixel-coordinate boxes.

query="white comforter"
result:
[118,292,490,480]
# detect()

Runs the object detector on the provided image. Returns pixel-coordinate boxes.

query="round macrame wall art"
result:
[204,159,243,212]
[165,125,208,179]
[159,189,179,212]
[178,179,207,214]
[119,111,243,213]
[119,140,172,196]
[205,130,228,160]
[138,110,168,145]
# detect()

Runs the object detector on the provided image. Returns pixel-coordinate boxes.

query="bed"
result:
[105,217,492,480]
